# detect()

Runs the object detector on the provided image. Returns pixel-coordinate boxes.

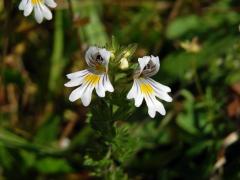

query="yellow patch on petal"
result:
[31,0,43,5]
[84,74,100,85]
[140,83,154,95]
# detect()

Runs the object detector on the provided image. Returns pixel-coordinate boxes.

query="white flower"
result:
[127,56,172,118]
[65,46,114,106]
[19,0,57,24]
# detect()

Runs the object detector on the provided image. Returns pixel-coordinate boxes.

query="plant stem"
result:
[194,69,204,97]
[48,10,65,95]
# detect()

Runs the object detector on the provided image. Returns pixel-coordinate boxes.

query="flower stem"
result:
[48,10,65,95]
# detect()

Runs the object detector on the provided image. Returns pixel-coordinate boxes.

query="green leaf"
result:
[176,90,199,135]
[167,15,202,39]
[34,116,60,144]
[0,143,13,169]
[35,157,73,173]
[75,1,108,45]
[20,150,36,168]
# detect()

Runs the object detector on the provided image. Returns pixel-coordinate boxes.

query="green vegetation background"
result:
[0,0,240,179]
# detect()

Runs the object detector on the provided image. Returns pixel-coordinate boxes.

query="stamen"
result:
[144,63,151,70]
[96,54,104,63]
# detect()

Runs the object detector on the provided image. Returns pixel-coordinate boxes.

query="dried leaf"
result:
[231,83,240,95]
[227,98,240,118]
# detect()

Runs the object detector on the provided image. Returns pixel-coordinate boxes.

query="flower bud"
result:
[119,58,129,70]
[124,51,131,58]
[110,51,115,59]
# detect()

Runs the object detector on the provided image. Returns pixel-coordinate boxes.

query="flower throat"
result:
[31,0,43,5]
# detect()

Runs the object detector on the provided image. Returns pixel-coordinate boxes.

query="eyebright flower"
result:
[127,56,172,118]
[65,46,114,106]
[18,0,57,24]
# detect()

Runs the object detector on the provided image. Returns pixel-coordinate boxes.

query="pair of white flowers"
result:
[19,0,57,23]
[65,47,172,118]
[17,1,172,118]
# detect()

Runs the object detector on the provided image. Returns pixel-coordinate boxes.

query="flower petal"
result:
[155,100,166,116]
[99,48,111,65]
[137,56,160,77]
[95,75,106,97]
[147,78,171,92]
[127,80,137,99]
[103,74,114,92]
[135,93,144,107]
[155,91,172,102]
[145,95,156,118]
[144,78,172,102]
[34,5,43,23]
[155,92,172,102]
[85,46,99,67]
[64,77,84,87]
[66,70,89,79]
[138,56,150,74]
[85,46,111,68]
[19,0,28,10]
[131,79,143,107]
[69,83,88,102]
[150,55,160,76]
[45,0,57,8]
[23,1,33,16]
[81,85,95,106]
[41,4,52,20]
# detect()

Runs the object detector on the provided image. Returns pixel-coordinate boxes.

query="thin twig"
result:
[167,0,183,22]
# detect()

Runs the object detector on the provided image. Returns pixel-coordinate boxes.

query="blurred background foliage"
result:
[1,0,240,179]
